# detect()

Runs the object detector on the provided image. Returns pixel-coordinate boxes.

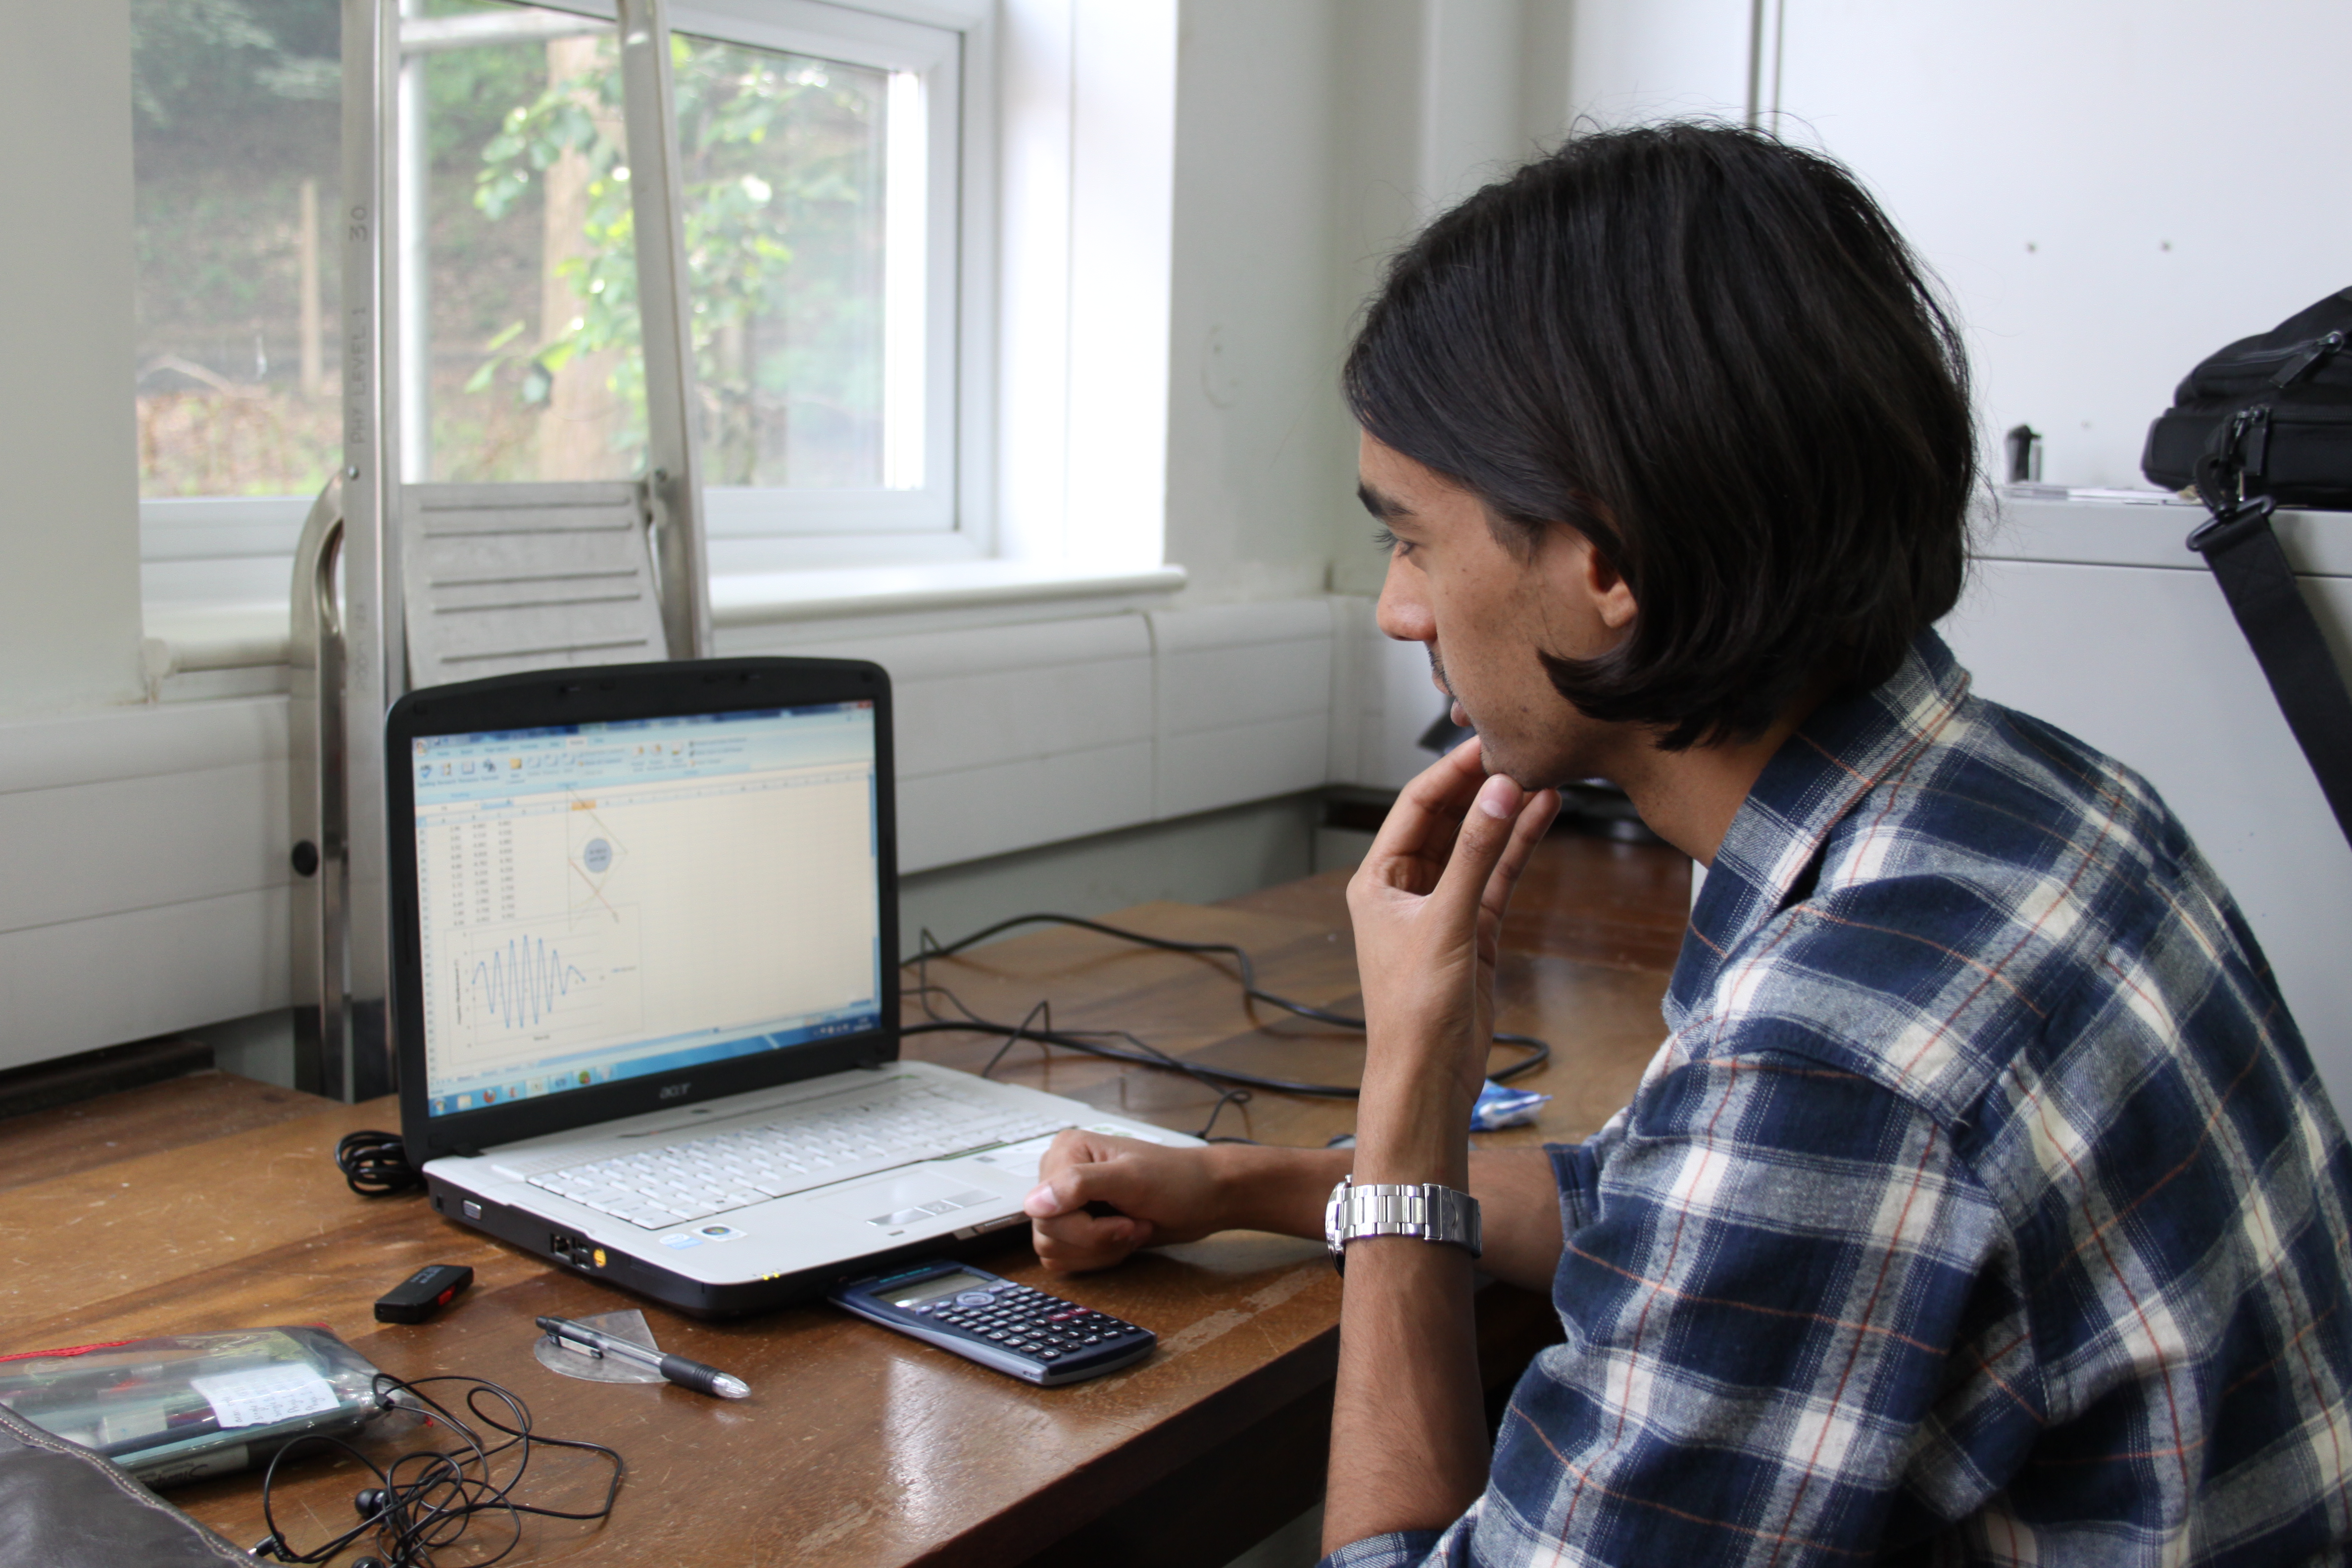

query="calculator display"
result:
[836,1261,1157,1386]
[889,1271,989,1308]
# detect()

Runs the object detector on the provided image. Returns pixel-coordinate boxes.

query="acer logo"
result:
[658,1082,691,1100]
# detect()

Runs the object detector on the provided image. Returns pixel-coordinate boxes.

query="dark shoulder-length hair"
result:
[1343,121,1974,750]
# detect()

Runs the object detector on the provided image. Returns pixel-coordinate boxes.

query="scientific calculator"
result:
[830,1261,1155,1385]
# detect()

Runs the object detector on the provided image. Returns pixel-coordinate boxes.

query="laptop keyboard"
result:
[527,1086,1073,1229]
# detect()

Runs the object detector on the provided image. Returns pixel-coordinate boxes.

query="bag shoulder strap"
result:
[2189,452,2352,851]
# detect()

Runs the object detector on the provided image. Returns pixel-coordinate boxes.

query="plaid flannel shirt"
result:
[1325,631,2352,1567]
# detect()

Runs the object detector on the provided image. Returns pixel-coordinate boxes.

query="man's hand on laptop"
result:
[1026,1132,1352,1273]
[1025,1131,1224,1271]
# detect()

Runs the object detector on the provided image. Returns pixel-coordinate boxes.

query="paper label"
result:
[190,1364,339,1429]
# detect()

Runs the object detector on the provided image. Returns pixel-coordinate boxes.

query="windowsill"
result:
[139,559,1191,679]
[141,603,296,674]
[711,559,1186,628]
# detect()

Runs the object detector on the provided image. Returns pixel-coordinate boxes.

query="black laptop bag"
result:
[2144,288,2352,506]
[0,1401,245,1565]
[2144,288,2352,851]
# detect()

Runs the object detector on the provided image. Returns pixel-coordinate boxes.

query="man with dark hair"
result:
[1023,124,2352,1565]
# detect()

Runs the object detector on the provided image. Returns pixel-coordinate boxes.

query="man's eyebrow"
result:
[1356,483,1409,521]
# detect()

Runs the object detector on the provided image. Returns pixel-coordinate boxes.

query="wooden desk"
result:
[0,835,1685,1565]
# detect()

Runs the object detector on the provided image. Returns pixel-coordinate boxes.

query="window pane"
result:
[411,0,644,483]
[421,11,916,491]
[132,0,343,499]
[672,35,904,490]
[133,1,929,501]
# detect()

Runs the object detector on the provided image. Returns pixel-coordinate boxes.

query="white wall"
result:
[997,0,1182,574]
[1616,0,2352,491]
[1164,0,1350,605]
[1566,0,1752,125]
[1323,0,1574,599]
[1553,1,2352,487]
[1416,0,1528,210]
[1164,0,1570,609]
[0,699,294,1071]
[898,793,1319,957]
[0,0,146,716]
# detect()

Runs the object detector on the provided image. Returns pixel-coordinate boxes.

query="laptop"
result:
[388,656,1199,1318]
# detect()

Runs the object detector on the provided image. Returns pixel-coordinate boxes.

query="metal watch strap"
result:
[1324,1176,1482,1274]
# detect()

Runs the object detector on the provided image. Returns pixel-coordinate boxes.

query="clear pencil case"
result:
[0,1324,390,1486]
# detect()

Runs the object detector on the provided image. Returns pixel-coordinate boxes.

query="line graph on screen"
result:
[451,907,643,1058]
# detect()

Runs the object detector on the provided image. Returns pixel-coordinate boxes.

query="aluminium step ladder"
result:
[289,0,711,1101]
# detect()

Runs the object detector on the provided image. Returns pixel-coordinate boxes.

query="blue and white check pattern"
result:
[1325,632,2352,1567]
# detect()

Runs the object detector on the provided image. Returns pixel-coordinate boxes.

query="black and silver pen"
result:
[535,1316,751,1399]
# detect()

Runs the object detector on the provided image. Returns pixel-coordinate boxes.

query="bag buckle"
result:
[2192,404,2274,525]
[2187,490,2276,554]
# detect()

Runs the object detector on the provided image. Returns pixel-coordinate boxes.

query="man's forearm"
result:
[1325,1228,1487,1549]
[1321,1050,1492,1549]
[1203,1142,1565,1293]
[1207,1142,1352,1237]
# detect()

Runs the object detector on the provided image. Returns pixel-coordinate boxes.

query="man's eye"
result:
[1372,527,1413,557]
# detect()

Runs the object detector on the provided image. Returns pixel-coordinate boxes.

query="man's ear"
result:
[1572,532,1638,632]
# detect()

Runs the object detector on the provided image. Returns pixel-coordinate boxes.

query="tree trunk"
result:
[538,34,629,481]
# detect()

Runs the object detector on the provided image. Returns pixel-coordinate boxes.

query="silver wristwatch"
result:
[1324,1175,1482,1274]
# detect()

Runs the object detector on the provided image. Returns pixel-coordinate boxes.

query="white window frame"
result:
[138,0,996,607]
[673,0,987,570]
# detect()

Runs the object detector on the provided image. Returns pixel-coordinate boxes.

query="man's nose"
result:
[1375,557,1434,645]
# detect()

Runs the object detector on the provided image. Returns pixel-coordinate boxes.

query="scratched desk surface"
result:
[0,834,1686,1566]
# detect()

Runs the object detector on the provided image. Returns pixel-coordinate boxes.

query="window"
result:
[131,0,343,615]
[136,0,985,626]
[669,0,968,554]
[408,1,960,513]
[132,0,343,503]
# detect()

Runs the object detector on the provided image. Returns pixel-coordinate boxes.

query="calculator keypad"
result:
[911,1282,1142,1364]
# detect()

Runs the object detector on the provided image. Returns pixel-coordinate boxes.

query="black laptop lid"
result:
[387,658,899,1163]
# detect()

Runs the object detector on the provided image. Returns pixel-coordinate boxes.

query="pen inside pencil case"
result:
[0,1325,392,1481]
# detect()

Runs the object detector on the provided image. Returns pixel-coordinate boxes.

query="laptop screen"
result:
[407,701,882,1119]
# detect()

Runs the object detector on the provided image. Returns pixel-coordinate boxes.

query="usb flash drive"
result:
[375,1263,475,1323]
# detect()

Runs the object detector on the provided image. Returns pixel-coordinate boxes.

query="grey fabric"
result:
[0,1400,246,1565]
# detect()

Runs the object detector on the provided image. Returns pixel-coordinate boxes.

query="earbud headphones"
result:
[247,1371,623,1567]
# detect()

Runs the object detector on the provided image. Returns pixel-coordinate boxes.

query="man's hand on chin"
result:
[1346,735,1560,1175]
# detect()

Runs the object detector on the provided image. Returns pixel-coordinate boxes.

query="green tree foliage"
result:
[130,0,337,128]
[131,0,342,495]
[131,0,340,343]
[472,36,886,480]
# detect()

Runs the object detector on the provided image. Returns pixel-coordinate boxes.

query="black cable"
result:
[979,996,1055,1082]
[336,1129,422,1197]
[1194,1085,1257,1143]
[250,1371,623,1568]
[903,969,1258,1139]
[898,912,1551,1119]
